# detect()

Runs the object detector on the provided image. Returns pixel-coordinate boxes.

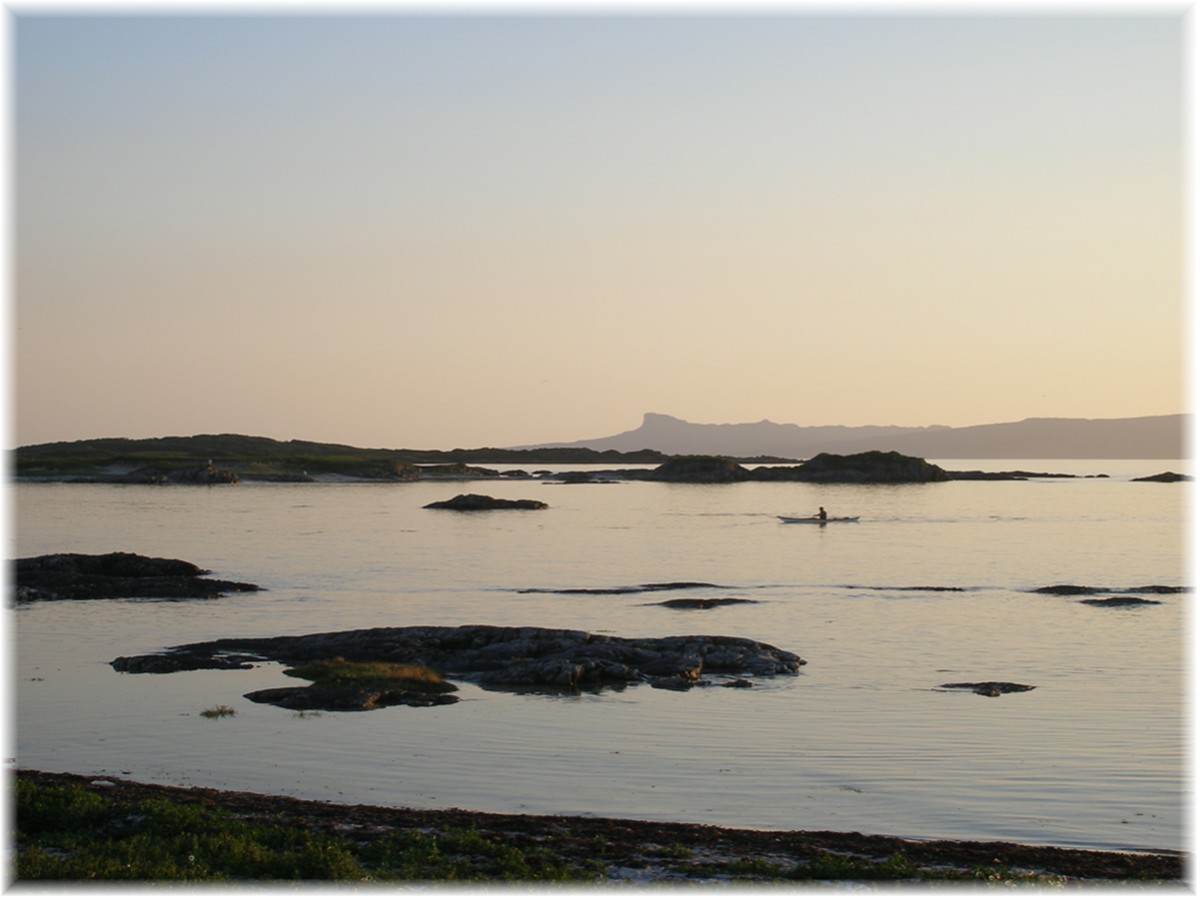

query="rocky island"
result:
[9,434,1041,484]
[110,624,805,709]
[13,552,262,603]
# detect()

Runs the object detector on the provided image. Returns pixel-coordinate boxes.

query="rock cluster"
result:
[573,451,952,484]
[1031,583,1183,608]
[424,494,548,511]
[111,624,805,694]
[13,552,262,602]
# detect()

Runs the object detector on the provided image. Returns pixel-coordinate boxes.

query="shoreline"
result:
[12,769,1187,884]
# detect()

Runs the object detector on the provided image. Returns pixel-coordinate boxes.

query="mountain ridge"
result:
[527,412,1188,459]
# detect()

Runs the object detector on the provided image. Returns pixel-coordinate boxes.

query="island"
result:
[110,624,806,707]
[13,552,262,603]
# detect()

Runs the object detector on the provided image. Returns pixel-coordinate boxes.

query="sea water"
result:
[7,460,1189,853]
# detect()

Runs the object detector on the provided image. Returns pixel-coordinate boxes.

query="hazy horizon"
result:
[9,5,1188,450]
[8,409,1188,453]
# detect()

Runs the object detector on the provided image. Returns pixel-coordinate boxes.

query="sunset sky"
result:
[9,5,1189,450]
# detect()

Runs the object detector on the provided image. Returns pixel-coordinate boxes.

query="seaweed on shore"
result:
[13,771,1185,885]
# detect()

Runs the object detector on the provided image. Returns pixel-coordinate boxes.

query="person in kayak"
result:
[817,506,827,521]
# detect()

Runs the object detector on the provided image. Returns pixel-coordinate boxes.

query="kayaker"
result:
[817,506,827,521]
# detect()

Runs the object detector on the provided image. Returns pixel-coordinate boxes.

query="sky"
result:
[6,3,1190,450]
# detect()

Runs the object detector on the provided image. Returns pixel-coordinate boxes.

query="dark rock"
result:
[556,472,618,484]
[1033,584,1188,596]
[108,625,805,698]
[654,598,757,610]
[13,552,262,603]
[518,582,720,595]
[651,457,751,483]
[243,685,459,712]
[545,451,950,484]
[112,651,261,673]
[940,682,1036,697]
[1079,597,1162,607]
[947,470,1078,481]
[754,451,950,483]
[424,494,548,511]
[1133,471,1192,482]
[1031,584,1103,596]
[847,585,966,593]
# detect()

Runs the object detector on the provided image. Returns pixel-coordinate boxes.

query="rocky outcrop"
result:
[1079,597,1162,607]
[650,457,751,483]
[1132,471,1192,482]
[939,682,1036,697]
[755,451,950,483]
[13,552,262,603]
[1032,584,1187,596]
[572,451,951,484]
[110,625,804,695]
[423,494,548,511]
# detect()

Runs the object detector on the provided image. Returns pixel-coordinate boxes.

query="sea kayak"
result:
[778,515,860,524]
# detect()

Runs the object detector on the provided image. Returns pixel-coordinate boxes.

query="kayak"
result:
[778,515,860,524]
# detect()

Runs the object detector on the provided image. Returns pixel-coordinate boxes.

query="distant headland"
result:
[526,412,1188,460]
[9,419,1190,486]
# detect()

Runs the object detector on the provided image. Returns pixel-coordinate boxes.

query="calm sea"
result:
[8,460,1190,853]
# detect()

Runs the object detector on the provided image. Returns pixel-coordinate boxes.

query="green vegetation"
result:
[283,658,458,695]
[199,705,237,719]
[13,778,594,882]
[12,433,672,479]
[11,776,1167,885]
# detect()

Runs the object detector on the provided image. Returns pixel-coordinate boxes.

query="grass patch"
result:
[200,705,237,719]
[283,658,457,694]
[14,778,594,883]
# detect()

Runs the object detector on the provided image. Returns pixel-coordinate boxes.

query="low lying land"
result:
[13,770,1185,885]
[16,433,1167,484]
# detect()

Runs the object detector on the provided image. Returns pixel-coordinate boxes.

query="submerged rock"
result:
[424,493,548,511]
[653,598,758,610]
[110,624,805,701]
[13,552,262,603]
[243,684,459,711]
[519,582,720,595]
[1079,597,1162,607]
[940,682,1036,698]
[1033,584,1188,596]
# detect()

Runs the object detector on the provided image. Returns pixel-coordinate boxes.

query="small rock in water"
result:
[654,598,757,610]
[1079,596,1161,607]
[939,682,1036,698]
[423,493,547,511]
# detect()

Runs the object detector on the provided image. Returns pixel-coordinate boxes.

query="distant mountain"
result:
[528,412,1189,459]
